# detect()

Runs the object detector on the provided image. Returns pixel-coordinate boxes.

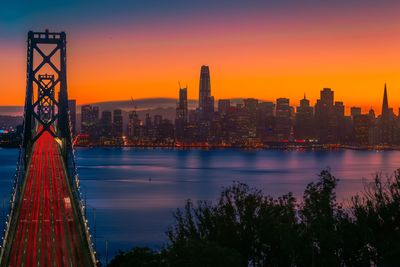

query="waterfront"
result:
[1,147,400,262]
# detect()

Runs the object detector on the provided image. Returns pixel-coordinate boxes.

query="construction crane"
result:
[130,96,137,111]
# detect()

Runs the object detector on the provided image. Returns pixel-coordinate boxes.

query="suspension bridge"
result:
[0,30,97,266]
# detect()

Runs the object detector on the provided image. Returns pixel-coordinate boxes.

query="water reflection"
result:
[1,148,400,262]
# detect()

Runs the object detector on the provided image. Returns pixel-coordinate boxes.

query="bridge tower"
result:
[22,30,71,164]
[0,30,97,266]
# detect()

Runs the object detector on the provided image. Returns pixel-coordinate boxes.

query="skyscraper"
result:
[321,88,334,105]
[175,86,188,140]
[275,98,292,140]
[199,66,211,110]
[144,113,153,138]
[315,88,336,143]
[176,86,188,123]
[257,101,275,141]
[113,109,123,137]
[295,95,314,140]
[100,110,112,137]
[127,110,142,141]
[68,99,76,136]
[243,98,259,111]
[198,65,214,118]
[353,114,370,145]
[382,83,389,120]
[379,83,393,144]
[218,99,231,115]
[350,107,362,119]
[334,101,346,142]
[154,115,162,126]
[80,105,91,134]
[81,105,99,137]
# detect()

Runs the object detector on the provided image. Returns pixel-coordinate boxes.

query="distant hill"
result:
[0,97,260,131]
[0,106,24,116]
[0,98,184,117]
[84,98,198,111]
[81,97,259,111]
[0,97,260,116]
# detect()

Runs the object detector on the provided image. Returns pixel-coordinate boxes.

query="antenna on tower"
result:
[130,96,137,111]
[178,81,182,89]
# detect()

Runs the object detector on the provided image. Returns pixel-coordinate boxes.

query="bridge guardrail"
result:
[66,111,98,266]
[0,144,25,265]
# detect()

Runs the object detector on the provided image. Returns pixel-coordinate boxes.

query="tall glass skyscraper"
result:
[177,87,188,122]
[198,65,214,118]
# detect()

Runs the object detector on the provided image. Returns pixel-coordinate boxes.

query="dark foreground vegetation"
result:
[107,169,400,267]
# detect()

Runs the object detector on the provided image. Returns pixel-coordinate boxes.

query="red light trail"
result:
[5,131,91,266]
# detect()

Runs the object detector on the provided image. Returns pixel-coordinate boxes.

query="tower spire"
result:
[382,83,389,118]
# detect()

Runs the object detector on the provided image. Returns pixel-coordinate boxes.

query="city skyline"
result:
[88,81,399,117]
[1,5,400,266]
[1,1,400,110]
[0,81,396,117]
[69,65,400,148]
[2,63,397,147]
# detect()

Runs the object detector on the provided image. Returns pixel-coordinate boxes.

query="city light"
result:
[73,69,395,150]
[1,2,400,265]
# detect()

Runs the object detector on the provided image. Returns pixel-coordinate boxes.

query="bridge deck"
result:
[3,131,92,266]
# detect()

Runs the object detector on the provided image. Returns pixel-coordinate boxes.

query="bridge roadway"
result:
[3,131,93,266]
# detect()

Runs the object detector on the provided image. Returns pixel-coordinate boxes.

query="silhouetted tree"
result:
[108,169,400,267]
[167,239,242,267]
[351,170,400,266]
[167,183,264,266]
[298,169,345,267]
[107,247,164,267]
[257,193,299,267]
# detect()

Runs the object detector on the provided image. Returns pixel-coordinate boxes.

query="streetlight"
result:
[96,236,109,266]
[105,239,108,266]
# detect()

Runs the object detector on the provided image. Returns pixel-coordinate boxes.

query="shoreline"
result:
[2,143,399,151]
[73,144,400,151]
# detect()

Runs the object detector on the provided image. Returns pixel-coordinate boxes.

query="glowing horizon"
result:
[1,1,400,115]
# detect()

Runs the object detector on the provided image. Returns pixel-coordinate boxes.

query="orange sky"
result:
[1,2,400,114]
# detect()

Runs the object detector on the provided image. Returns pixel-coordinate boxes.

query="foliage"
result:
[108,169,400,267]
[167,239,242,267]
[107,247,165,267]
[351,171,400,267]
